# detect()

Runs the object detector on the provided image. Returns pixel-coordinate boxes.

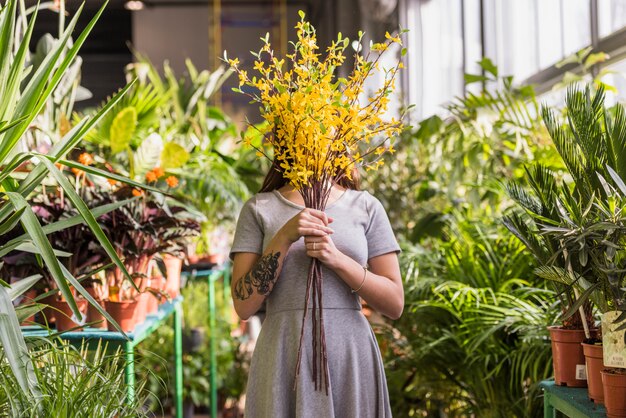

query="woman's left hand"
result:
[304,234,343,269]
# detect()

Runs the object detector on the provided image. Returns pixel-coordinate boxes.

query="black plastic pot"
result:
[183,398,195,418]
[183,327,205,353]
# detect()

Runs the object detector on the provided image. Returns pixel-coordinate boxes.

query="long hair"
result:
[259,159,361,192]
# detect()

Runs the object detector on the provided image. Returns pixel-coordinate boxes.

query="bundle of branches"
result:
[228,12,406,392]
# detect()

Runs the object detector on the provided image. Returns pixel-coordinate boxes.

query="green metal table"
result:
[22,297,184,417]
[182,264,231,418]
[540,380,607,417]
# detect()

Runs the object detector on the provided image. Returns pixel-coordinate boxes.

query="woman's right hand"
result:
[279,208,334,244]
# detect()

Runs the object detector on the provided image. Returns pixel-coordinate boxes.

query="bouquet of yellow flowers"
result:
[228,11,406,393]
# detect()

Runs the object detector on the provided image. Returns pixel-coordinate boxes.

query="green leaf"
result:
[607,166,626,196]
[161,142,190,170]
[5,192,79,318]
[35,157,137,291]
[0,206,25,235]
[8,274,42,301]
[109,106,137,154]
[0,198,137,256]
[133,132,164,179]
[479,57,498,77]
[58,264,126,338]
[11,80,137,208]
[583,52,609,70]
[0,286,41,401]
[562,282,601,320]
[53,158,165,194]
[464,73,489,85]
[15,242,72,257]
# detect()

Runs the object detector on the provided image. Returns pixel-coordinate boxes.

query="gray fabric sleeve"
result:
[365,193,401,259]
[229,196,264,260]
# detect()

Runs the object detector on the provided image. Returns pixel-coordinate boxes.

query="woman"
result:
[230,162,403,418]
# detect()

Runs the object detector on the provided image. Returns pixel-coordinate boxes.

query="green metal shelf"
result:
[540,380,607,417]
[22,296,184,417]
[182,264,231,418]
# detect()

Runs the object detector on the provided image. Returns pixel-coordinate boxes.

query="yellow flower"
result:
[226,12,405,190]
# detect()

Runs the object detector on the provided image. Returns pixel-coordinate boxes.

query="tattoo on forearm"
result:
[234,251,281,300]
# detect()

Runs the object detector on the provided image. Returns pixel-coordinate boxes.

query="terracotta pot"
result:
[145,290,159,315]
[582,342,605,404]
[136,292,153,324]
[548,326,588,387]
[151,275,166,306]
[105,300,138,333]
[85,288,107,329]
[49,298,88,332]
[601,368,626,418]
[40,294,57,325]
[163,254,183,298]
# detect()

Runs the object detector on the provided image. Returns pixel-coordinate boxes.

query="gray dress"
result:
[230,189,401,418]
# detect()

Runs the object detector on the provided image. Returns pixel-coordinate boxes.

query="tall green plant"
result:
[0,340,150,417]
[505,84,626,329]
[0,0,158,399]
[381,219,556,417]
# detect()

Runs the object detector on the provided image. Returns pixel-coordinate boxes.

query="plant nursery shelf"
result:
[541,380,607,418]
[21,297,185,417]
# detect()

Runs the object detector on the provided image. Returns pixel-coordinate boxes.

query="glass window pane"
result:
[598,0,626,38]
[562,0,591,56]
[464,0,482,75]
[415,0,464,117]
[489,0,539,80]
[537,0,564,69]
[601,58,626,105]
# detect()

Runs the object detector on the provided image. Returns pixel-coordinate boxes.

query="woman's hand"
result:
[304,234,344,269]
[278,208,334,244]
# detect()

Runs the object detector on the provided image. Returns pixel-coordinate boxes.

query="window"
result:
[401,0,626,119]
[401,0,464,119]
[598,0,626,38]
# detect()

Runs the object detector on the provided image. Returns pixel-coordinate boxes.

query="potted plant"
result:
[504,86,611,389]
[506,85,626,409]
[94,184,199,331]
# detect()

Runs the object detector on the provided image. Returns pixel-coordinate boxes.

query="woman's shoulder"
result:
[344,189,384,212]
[239,191,285,218]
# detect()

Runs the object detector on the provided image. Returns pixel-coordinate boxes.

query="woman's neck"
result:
[277,183,347,206]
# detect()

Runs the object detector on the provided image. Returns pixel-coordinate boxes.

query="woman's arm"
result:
[305,235,403,319]
[231,208,334,320]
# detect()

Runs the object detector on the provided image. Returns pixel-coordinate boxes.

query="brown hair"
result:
[259,159,361,192]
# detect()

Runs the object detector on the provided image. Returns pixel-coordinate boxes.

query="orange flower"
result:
[153,167,165,178]
[165,176,179,188]
[145,171,158,182]
[78,152,94,166]
[107,178,118,186]
[71,167,84,176]
[132,188,144,197]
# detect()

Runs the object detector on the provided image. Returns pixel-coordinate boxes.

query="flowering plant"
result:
[228,12,407,393]
[228,12,405,197]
